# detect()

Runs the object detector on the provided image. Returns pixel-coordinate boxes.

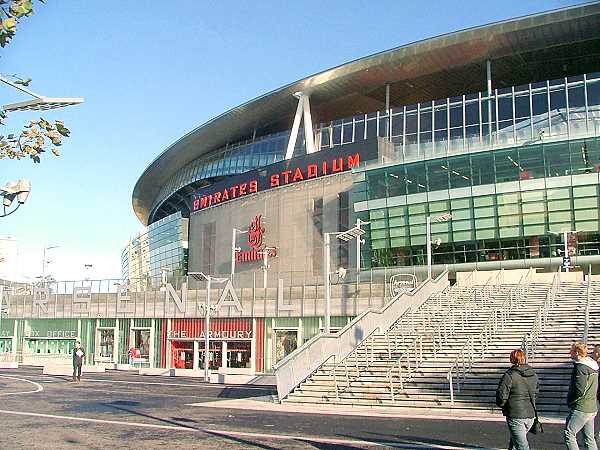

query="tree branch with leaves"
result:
[1,0,73,163]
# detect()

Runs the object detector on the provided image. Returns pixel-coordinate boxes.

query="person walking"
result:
[565,341,599,450]
[72,341,85,382]
[496,349,539,450]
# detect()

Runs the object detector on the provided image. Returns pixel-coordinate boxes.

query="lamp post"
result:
[231,228,248,279]
[0,179,31,218]
[188,272,228,382]
[323,224,366,333]
[257,246,277,289]
[355,218,370,287]
[427,213,452,280]
[550,230,578,272]
[1,75,83,113]
[41,245,60,283]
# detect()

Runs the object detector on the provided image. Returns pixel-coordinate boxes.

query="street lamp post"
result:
[1,75,83,112]
[41,245,60,282]
[550,230,578,272]
[323,224,366,333]
[355,218,370,287]
[426,213,452,280]
[188,272,228,382]
[257,247,277,289]
[231,228,248,279]
[0,179,31,218]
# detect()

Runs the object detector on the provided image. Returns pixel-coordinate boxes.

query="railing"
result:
[388,335,424,401]
[521,272,559,360]
[273,271,450,401]
[584,266,592,344]
[446,275,531,405]
[331,327,380,400]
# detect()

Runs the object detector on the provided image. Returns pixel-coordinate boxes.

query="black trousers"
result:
[73,363,82,380]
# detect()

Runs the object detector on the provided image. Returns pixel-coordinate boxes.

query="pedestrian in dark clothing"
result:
[72,341,85,382]
[496,349,539,450]
[565,341,598,450]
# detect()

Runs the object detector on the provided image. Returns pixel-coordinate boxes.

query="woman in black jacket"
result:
[496,349,539,450]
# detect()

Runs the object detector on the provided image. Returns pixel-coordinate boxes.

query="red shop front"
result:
[166,318,264,374]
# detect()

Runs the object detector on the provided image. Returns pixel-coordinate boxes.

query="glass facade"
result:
[152,72,600,226]
[122,212,189,288]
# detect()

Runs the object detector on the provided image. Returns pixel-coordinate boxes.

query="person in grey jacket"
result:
[496,349,539,450]
[565,341,599,450]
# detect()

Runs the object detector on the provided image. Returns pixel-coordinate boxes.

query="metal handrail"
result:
[521,273,558,360]
[447,277,528,405]
[584,266,592,344]
[331,326,381,400]
[387,335,424,401]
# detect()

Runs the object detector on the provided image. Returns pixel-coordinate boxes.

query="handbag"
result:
[526,382,543,435]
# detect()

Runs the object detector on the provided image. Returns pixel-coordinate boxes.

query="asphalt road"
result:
[0,367,572,449]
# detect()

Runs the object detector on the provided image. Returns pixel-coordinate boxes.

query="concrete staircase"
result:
[284,280,599,415]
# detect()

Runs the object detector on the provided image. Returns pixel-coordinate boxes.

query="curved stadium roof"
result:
[133,2,600,225]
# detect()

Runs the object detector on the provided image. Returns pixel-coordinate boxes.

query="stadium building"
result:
[3,4,600,376]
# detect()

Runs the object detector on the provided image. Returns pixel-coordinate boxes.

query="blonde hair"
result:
[572,341,588,358]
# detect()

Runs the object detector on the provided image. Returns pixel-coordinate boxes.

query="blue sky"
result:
[0,0,576,281]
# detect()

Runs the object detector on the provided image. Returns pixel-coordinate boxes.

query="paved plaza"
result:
[0,367,570,449]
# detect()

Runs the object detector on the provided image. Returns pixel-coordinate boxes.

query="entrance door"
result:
[198,341,222,370]
[97,328,115,361]
[274,330,298,363]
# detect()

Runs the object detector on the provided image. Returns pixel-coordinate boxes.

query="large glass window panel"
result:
[420,109,432,133]
[332,123,342,146]
[474,206,495,218]
[515,94,530,119]
[519,145,544,179]
[434,106,447,130]
[588,81,600,111]
[450,104,463,128]
[575,209,598,221]
[342,120,353,144]
[465,101,479,126]
[426,160,449,191]
[384,168,405,197]
[366,118,377,139]
[451,208,472,220]
[367,172,387,199]
[471,153,495,186]
[354,120,365,142]
[548,199,571,211]
[448,156,471,189]
[544,141,571,177]
[532,91,549,136]
[494,149,520,183]
[405,163,427,194]
[574,197,598,210]
[522,201,545,214]
[390,114,402,138]
[405,113,417,135]
[498,95,513,121]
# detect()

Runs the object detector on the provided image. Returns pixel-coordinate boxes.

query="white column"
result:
[251,318,256,374]
[285,95,305,160]
[166,318,172,368]
[324,233,331,333]
[114,318,119,365]
[204,278,211,382]
[12,320,17,359]
[150,319,155,368]
[564,231,569,272]
[222,340,228,372]
[302,95,316,154]
[193,340,199,371]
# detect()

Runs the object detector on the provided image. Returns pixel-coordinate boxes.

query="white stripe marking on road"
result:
[0,372,274,391]
[0,375,44,396]
[0,408,469,449]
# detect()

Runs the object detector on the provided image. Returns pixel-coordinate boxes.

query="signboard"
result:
[562,256,572,271]
[236,215,277,264]
[191,138,379,212]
